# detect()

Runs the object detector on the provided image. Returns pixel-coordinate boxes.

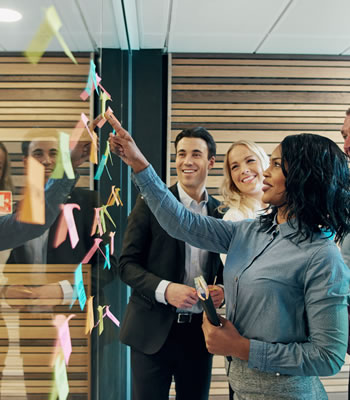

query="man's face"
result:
[341,115,350,156]
[175,137,215,193]
[25,140,58,183]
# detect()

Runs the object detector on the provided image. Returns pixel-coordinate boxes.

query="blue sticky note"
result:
[103,244,111,270]
[94,155,107,180]
[75,263,86,310]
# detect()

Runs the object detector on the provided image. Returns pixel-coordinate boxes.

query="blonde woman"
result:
[220,141,269,266]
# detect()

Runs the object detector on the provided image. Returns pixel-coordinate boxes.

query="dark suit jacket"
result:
[118,184,223,355]
[6,187,116,300]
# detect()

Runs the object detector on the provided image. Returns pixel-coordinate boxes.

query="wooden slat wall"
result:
[0,54,92,199]
[169,54,350,199]
[0,54,93,399]
[169,53,350,399]
[0,264,91,400]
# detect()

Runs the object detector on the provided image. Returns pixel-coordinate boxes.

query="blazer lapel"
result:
[170,184,186,280]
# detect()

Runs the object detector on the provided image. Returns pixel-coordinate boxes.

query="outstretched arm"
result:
[0,129,95,251]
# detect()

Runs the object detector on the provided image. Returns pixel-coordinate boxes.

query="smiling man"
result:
[118,127,224,400]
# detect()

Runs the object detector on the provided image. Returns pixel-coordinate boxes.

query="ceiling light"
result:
[0,8,22,22]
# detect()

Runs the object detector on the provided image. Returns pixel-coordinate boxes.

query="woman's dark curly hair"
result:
[259,133,350,243]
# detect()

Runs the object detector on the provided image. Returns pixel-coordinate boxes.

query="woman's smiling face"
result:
[228,144,265,200]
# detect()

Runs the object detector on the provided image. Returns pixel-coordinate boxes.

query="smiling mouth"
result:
[183,169,196,174]
[241,175,256,183]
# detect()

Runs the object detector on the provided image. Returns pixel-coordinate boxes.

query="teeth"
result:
[242,176,255,183]
[183,170,195,173]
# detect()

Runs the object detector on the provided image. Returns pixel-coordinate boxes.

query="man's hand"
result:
[165,283,198,309]
[201,313,250,360]
[208,284,224,308]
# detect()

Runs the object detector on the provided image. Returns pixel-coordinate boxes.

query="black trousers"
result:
[131,313,213,400]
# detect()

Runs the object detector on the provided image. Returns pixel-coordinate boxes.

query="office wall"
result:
[169,53,350,199]
[0,53,92,199]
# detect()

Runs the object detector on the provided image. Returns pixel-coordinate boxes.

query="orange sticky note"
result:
[85,296,94,335]
[17,157,45,224]
[0,191,12,214]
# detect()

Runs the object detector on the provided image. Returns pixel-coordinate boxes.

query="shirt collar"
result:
[177,182,208,208]
[266,214,300,238]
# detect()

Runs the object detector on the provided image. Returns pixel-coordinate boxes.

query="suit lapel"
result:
[170,185,186,273]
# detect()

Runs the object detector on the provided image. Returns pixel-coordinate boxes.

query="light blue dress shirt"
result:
[132,164,350,377]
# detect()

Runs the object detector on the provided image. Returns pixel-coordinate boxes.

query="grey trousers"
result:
[226,357,328,400]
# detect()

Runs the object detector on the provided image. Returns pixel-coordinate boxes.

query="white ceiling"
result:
[0,0,350,55]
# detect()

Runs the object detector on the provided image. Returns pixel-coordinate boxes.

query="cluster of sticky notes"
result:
[24,5,77,65]
[0,191,12,214]
[84,301,120,336]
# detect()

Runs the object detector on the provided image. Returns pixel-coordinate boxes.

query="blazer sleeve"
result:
[118,195,165,303]
[0,175,76,251]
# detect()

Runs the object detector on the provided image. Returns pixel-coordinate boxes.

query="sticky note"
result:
[53,314,75,366]
[105,305,120,327]
[51,132,75,179]
[0,191,12,214]
[80,60,99,100]
[82,238,103,264]
[103,244,111,270]
[75,263,86,311]
[24,6,77,65]
[54,353,69,400]
[85,296,94,335]
[109,232,115,255]
[63,203,80,249]
[98,305,104,335]
[94,155,107,180]
[17,157,45,224]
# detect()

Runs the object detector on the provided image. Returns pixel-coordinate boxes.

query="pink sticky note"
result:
[63,203,81,249]
[105,305,120,327]
[82,238,103,264]
[69,119,85,150]
[53,314,75,365]
[109,231,115,255]
[81,112,94,141]
[80,90,89,101]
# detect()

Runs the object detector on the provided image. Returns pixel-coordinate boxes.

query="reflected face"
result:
[262,145,286,207]
[25,140,58,183]
[175,137,215,193]
[341,115,350,156]
[228,145,264,200]
[0,148,5,182]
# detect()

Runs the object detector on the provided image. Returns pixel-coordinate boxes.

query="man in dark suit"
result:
[118,127,224,400]
[6,137,116,303]
[4,136,116,397]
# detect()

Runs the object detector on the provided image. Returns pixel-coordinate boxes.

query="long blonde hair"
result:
[219,140,269,217]
[0,142,14,192]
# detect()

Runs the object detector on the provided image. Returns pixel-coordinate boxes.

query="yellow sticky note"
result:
[100,91,111,115]
[24,18,54,64]
[90,131,98,164]
[24,6,77,65]
[85,296,95,335]
[54,353,69,400]
[98,305,104,336]
[17,157,45,224]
